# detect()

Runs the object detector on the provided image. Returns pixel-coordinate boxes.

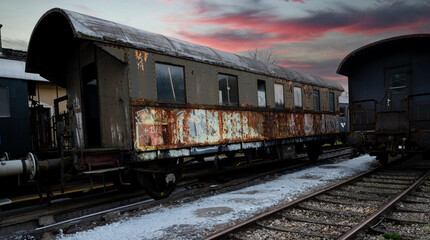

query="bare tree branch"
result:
[247,48,278,65]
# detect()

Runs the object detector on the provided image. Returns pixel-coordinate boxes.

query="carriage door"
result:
[379,66,410,133]
[82,62,101,147]
[385,66,410,112]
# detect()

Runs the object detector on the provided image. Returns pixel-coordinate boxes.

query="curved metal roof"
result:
[28,8,343,91]
[337,34,430,76]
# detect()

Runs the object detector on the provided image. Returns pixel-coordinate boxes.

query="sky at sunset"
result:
[1,0,430,91]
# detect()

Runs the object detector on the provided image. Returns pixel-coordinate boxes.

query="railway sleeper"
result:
[361,177,414,185]
[371,225,425,240]
[395,204,430,213]
[313,194,380,207]
[354,181,409,189]
[326,190,388,201]
[402,196,430,204]
[255,220,345,238]
[411,191,430,198]
[297,203,367,217]
[277,212,356,227]
[384,215,430,224]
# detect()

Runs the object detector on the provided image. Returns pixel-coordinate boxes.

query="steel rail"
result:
[337,168,430,240]
[203,167,378,240]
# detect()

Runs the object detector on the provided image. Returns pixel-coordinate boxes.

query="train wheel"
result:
[306,142,321,162]
[143,172,176,200]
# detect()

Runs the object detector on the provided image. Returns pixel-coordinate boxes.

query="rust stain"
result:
[135,50,148,71]
[133,106,339,151]
[135,108,168,151]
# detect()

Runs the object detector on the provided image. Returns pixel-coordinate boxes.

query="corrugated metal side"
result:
[96,47,131,149]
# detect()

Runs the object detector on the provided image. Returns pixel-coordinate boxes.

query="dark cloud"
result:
[303,2,430,34]
[171,1,430,47]
[177,29,273,51]
[166,1,429,88]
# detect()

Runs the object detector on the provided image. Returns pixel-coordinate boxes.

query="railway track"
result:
[0,146,352,239]
[205,155,430,240]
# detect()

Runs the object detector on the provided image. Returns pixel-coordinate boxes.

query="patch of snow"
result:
[60,155,376,240]
[0,58,47,81]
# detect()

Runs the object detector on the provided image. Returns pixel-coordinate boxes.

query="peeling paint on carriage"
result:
[135,50,148,72]
[133,106,340,156]
[135,108,169,151]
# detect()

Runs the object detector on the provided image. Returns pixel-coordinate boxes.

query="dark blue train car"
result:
[0,49,31,157]
[337,34,430,162]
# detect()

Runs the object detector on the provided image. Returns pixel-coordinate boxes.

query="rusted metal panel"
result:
[304,114,314,136]
[325,114,340,134]
[135,108,169,151]
[133,105,339,154]
[128,49,156,101]
[96,43,126,63]
[185,62,218,105]
[96,47,131,149]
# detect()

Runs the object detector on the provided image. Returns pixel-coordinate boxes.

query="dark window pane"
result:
[390,73,407,89]
[257,80,266,107]
[156,63,186,103]
[218,74,238,106]
[274,83,284,109]
[313,89,320,111]
[329,92,335,112]
[0,86,10,117]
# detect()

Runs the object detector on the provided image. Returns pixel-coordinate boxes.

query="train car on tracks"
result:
[338,34,430,164]
[10,8,344,199]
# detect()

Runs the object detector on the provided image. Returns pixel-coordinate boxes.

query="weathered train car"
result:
[26,8,343,198]
[0,42,46,157]
[337,34,430,163]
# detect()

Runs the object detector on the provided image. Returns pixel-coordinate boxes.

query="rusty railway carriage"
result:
[25,8,343,198]
[338,34,430,163]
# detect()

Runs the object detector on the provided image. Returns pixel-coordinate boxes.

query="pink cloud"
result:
[285,0,310,3]
[177,29,274,52]
[165,2,430,52]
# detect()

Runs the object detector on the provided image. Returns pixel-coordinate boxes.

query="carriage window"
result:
[329,92,335,112]
[313,89,320,111]
[0,86,11,118]
[390,73,407,89]
[155,63,186,103]
[257,80,266,107]
[219,74,238,106]
[274,83,284,109]
[294,87,303,109]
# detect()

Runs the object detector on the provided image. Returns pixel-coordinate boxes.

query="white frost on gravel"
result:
[60,155,376,240]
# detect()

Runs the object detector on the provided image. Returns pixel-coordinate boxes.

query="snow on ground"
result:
[60,155,377,240]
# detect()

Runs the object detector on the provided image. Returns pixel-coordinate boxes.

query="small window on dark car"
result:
[0,86,11,118]
[155,63,186,103]
[329,92,335,112]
